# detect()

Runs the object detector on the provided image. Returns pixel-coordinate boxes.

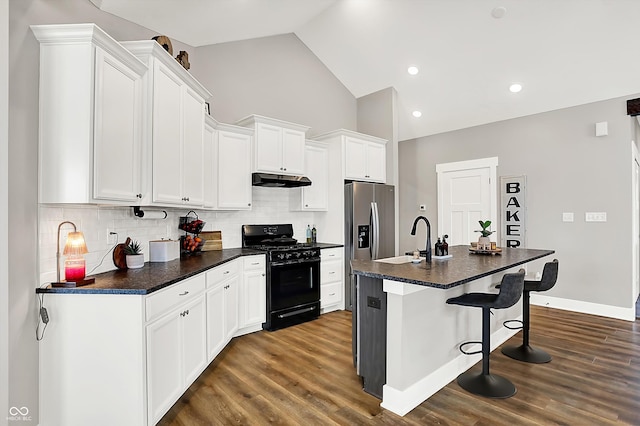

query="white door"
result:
[437,158,498,246]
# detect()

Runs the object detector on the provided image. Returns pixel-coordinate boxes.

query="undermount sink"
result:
[375,255,425,264]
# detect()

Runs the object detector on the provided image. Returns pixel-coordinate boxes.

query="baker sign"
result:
[500,176,526,248]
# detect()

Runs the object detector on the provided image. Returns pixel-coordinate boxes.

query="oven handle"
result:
[270,257,320,267]
[277,305,317,319]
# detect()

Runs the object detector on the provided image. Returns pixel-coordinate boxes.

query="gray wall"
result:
[1,0,8,422]
[357,87,398,186]
[9,0,358,423]
[192,34,356,135]
[399,94,638,309]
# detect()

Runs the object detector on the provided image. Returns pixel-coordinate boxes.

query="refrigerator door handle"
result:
[371,202,380,259]
[369,205,373,259]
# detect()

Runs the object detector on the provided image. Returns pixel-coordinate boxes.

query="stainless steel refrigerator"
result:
[344,182,395,311]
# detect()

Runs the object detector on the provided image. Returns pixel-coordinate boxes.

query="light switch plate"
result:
[585,212,607,222]
[562,212,574,222]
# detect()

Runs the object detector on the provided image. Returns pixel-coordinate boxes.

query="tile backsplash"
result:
[39,187,320,285]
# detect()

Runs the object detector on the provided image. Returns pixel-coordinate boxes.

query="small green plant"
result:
[124,239,143,255]
[475,220,494,237]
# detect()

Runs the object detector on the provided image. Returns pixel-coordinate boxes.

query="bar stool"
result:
[446,269,525,398]
[501,259,559,363]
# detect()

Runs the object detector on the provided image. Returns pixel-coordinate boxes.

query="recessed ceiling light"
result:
[509,83,522,93]
[492,6,507,19]
[412,110,422,118]
[407,66,419,75]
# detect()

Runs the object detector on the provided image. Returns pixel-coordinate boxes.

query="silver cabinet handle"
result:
[251,262,259,265]
[223,270,230,274]
[179,291,189,296]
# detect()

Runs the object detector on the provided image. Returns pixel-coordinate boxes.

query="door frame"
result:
[436,157,499,241]
[631,140,639,305]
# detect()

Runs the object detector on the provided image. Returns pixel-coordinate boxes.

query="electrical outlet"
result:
[562,212,574,222]
[585,212,607,222]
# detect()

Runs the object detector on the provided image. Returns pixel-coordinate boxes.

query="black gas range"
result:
[242,224,320,330]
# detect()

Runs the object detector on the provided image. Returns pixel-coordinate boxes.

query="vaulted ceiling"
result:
[90,0,640,141]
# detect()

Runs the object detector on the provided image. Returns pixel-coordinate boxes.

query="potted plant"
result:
[475,220,494,250]
[124,239,144,269]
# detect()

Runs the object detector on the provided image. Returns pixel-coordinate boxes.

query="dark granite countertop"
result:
[37,248,264,295]
[351,245,555,289]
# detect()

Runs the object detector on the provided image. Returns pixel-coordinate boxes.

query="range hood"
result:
[252,172,312,188]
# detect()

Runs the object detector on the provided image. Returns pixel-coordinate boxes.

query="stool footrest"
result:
[503,319,523,330]
[459,340,482,355]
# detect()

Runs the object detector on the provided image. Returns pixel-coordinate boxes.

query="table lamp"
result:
[52,221,95,287]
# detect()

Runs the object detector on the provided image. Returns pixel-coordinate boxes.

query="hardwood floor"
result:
[159,306,640,425]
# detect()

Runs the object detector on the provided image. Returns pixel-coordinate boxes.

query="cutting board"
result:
[113,237,131,269]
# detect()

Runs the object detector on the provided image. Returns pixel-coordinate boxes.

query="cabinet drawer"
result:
[206,259,240,287]
[321,282,342,306]
[321,259,342,283]
[321,247,343,260]
[146,274,206,322]
[243,255,266,270]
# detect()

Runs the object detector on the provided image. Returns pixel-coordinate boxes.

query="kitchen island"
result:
[351,245,554,416]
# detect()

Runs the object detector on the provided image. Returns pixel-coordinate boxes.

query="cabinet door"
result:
[254,123,282,173]
[217,130,252,209]
[240,269,266,329]
[146,311,182,425]
[152,62,183,204]
[93,47,143,202]
[225,275,240,342]
[181,86,205,206]
[281,128,305,175]
[203,123,216,209]
[366,142,386,183]
[206,283,226,361]
[344,137,368,180]
[181,296,207,386]
[301,144,328,210]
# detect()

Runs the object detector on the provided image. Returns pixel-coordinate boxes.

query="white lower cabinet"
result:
[146,275,207,425]
[321,247,344,313]
[39,254,268,426]
[239,255,267,332]
[205,259,240,361]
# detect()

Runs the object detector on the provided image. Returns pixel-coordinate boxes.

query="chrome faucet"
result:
[411,216,432,262]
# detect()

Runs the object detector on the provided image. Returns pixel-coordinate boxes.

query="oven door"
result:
[269,257,320,312]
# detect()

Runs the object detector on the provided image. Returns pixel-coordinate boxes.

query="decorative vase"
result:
[478,236,491,251]
[126,254,144,269]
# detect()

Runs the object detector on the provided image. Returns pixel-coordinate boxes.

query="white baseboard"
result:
[530,294,636,322]
[380,322,520,416]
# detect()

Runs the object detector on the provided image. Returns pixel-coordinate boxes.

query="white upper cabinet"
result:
[206,119,253,210]
[343,135,387,183]
[32,24,147,204]
[291,141,329,211]
[121,40,211,208]
[236,115,309,176]
[313,129,387,183]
